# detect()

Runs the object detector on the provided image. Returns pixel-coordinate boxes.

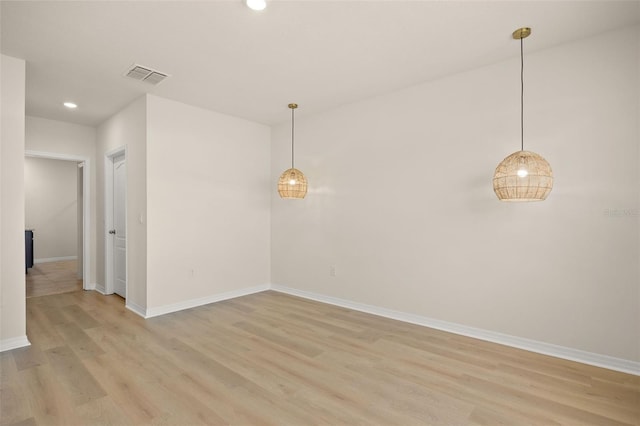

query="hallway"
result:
[26,260,82,298]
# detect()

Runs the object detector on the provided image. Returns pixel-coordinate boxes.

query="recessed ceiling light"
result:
[246,0,266,11]
[63,102,78,109]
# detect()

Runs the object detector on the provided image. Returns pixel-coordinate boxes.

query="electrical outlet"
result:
[330,265,336,277]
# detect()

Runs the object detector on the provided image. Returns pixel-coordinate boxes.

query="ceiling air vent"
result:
[124,64,169,85]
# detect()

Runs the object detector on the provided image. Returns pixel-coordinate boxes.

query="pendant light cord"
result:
[520,36,524,152]
[291,107,295,169]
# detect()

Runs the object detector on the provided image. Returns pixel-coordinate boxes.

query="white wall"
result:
[146,95,271,312]
[25,116,97,284]
[271,26,640,363]
[77,165,84,278]
[0,55,28,350]
[96,97,147,311]
[25,157,78,261]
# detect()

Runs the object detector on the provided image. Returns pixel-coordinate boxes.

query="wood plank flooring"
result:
[1,290,638,425]
[26,261,82,298]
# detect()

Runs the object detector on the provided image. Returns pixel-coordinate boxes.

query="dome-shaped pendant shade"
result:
[493,150,553,201]
[278,168,307,199]
[278,103,307,200]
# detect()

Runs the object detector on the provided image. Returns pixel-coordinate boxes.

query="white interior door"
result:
[113,154,127,298]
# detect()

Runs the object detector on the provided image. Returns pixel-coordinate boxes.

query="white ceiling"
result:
[2,1,639,126]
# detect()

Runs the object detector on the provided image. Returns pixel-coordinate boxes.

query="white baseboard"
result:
[270,284,640,376]
[0,335,31,352]
[34,256,77,264]
[126,301,147,318]
[84,282,96,291]
[94,283,107,295]
[145,284,270,318]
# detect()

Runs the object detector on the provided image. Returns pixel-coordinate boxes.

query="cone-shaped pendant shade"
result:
[278,103,307,199]
[493,150,553,201]
[278,168,307,199]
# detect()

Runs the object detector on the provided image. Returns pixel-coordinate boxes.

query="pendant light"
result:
[493,27,553,202]
[278,103,308,199]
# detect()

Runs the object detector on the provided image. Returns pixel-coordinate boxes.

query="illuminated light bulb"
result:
[63,102,78,109]
[246,0,266,11]
[517,169,528,178]
[289,179,297,185]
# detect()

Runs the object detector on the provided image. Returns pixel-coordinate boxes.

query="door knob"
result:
[109,229,116,235]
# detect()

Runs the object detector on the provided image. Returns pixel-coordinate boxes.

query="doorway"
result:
[105,148,127,298]
[24,151,92,293]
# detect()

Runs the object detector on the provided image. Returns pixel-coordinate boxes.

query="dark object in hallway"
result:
[25,229,34,273]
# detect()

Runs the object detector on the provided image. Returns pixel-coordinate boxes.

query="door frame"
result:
[105,146,127,296]
[24,150,92,290]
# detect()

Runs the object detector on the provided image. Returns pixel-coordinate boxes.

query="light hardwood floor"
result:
[1,290,638,425]
[26,261,82,298]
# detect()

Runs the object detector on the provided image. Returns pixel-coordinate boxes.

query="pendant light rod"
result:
[289,103,297,169]
[513,27,530,152]
[520,36,524,151]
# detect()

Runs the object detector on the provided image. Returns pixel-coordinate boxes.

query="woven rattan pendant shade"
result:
[493,151,553,201]
[278,168,308,199]
[493,27,553,202]
[278,103,307,199]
